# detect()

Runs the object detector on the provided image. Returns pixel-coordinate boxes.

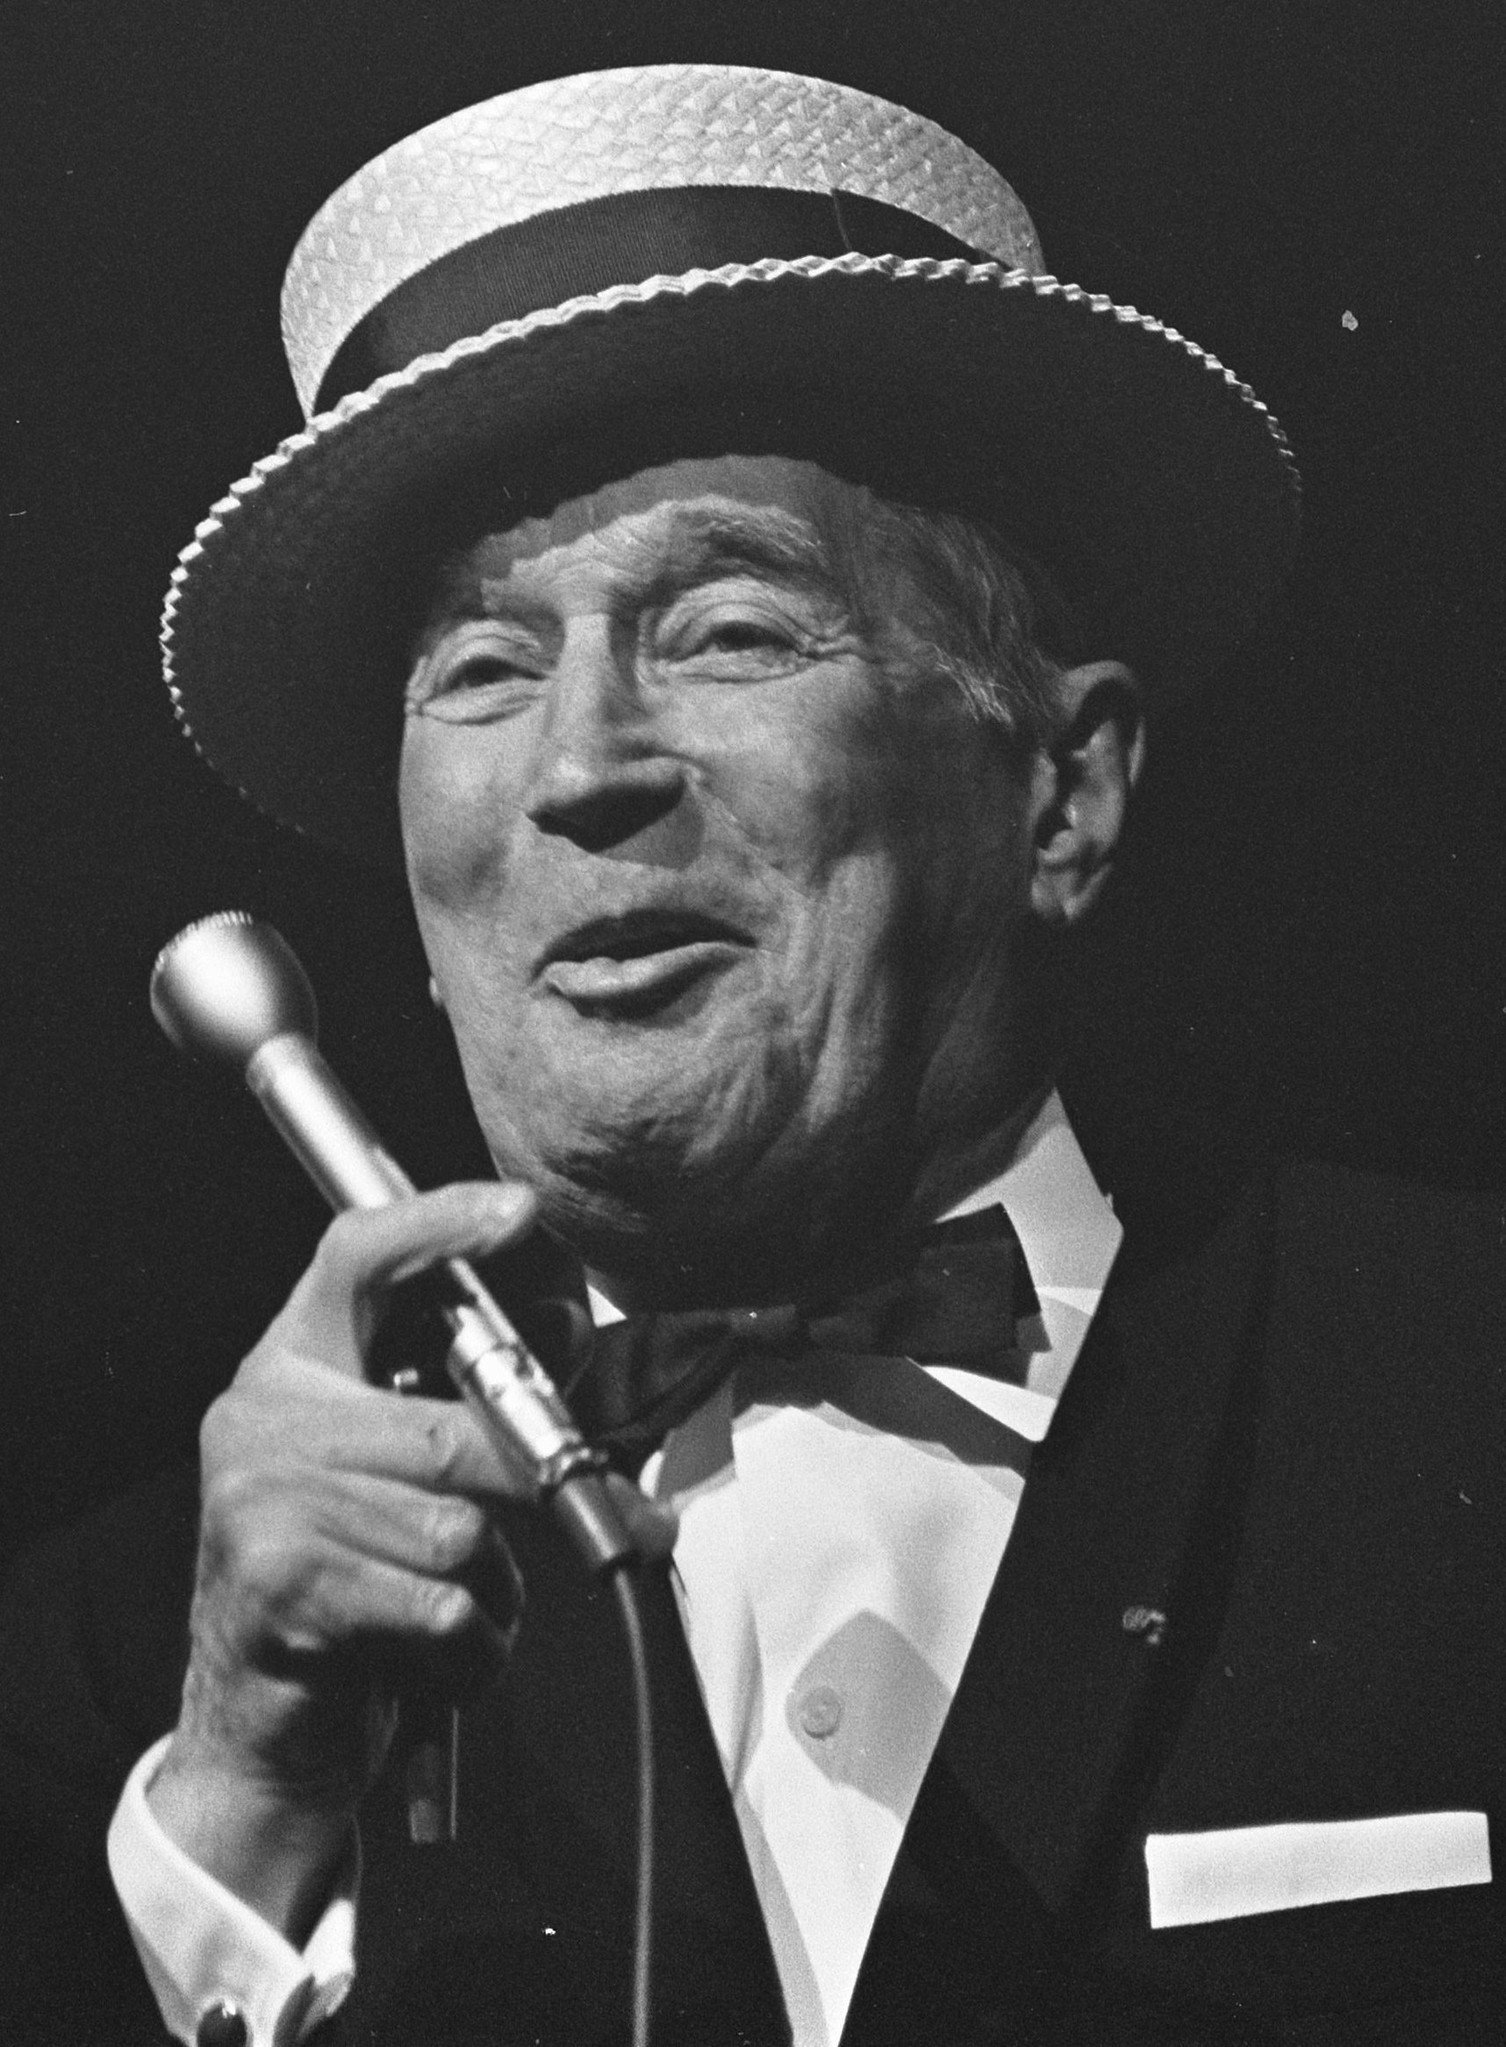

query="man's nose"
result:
[522,621,687,853]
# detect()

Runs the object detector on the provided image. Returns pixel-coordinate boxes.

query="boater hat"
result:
[162,63,1299,868]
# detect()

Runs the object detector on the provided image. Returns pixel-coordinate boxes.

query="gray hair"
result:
[869,502,1088,759]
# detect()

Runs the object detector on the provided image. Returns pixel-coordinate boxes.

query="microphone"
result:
[150,910,634,1576]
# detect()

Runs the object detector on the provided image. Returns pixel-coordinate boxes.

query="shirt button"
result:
[196,2001,249,2047]
[798,1684,844,1739]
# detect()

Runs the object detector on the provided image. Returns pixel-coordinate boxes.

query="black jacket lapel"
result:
[906,1157,1276,1921]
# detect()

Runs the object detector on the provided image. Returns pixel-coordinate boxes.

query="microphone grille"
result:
[151,912,319,1069]
[150,908,256,981]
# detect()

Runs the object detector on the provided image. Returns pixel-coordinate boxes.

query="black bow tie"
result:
[566,1206,1039,1471]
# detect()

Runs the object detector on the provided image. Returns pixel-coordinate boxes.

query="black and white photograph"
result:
[3,6,1502,2042]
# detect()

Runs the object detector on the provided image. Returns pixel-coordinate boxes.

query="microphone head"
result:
[151,912,318,1069]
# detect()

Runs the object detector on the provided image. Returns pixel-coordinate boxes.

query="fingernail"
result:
[485,1184,533,1230]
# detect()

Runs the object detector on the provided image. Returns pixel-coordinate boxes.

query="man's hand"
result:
[146,1181,669,1942]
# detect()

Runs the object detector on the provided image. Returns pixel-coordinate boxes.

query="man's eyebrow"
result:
[655,505,845,597]
[420,501,852,646]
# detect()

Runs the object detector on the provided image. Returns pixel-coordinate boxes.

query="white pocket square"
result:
[1145,1811,1492,1929]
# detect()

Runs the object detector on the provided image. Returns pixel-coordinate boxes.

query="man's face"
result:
[400,454,1038,1297]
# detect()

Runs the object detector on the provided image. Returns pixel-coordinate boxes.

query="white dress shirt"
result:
[109,1091,1120,2046]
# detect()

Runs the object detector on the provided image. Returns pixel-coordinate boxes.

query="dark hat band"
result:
[315,184,985,412]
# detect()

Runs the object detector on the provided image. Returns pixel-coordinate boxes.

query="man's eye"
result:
[406,623,544,718]
[447,652,528,687]
[659,604,808,678]
[700,620,791,653]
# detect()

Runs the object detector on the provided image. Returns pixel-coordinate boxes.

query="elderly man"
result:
[2,64,1502,2047]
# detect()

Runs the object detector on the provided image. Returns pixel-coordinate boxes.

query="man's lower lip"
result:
[540,942,744,1009]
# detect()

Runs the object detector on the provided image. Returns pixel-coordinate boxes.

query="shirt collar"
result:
[929,1089,1121,1440]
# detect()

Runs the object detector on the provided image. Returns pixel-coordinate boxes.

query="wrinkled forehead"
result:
[447,452,876,579]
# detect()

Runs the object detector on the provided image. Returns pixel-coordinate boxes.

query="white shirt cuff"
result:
[106,1735,357,2046]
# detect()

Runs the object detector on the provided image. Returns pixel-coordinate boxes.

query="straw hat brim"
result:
[163,252,1299,869]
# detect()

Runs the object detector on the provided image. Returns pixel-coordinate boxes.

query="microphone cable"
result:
[611,1564,657,2047]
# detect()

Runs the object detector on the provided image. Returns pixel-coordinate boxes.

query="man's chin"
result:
[510,1118,766,1230]
[483,1093,917,1311]
[518,1156,761,1305]
[497,990,796,1139]
[480,1058,784,1219]
[476,1079,801,1293]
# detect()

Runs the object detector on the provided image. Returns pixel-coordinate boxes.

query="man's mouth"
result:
[536,910,752,1012]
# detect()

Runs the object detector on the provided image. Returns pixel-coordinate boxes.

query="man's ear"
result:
[1029,660,1145,927]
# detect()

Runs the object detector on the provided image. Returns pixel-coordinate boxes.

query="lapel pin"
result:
[1122,1604,1169,1648]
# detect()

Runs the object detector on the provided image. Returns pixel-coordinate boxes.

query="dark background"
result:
[3,2,1501,1564]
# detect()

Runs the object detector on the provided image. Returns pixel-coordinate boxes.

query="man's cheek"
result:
[776,889,911,1094]
[713,764,877,896]
[402,779,513,913]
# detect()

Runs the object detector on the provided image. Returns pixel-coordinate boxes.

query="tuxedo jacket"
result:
[1,1153,1502,2046]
